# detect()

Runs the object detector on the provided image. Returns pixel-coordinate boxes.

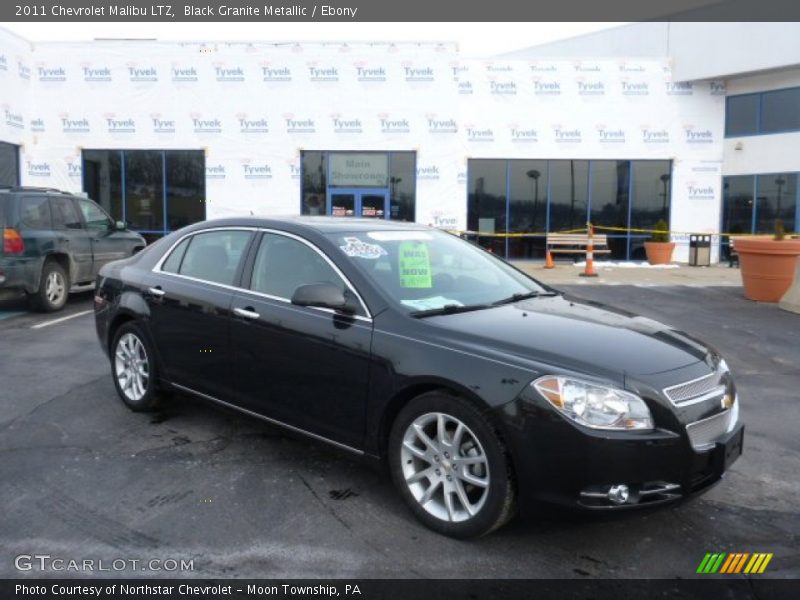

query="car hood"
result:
[424,294,711,383]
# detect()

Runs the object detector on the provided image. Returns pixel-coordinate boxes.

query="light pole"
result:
[659,173,671,221]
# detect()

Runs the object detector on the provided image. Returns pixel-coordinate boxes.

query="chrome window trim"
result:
[171,382,364,456]
[151,225,373,322]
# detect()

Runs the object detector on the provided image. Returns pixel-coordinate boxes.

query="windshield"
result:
[327,229,548,313]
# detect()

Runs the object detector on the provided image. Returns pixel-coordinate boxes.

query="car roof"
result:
[186,216,433,235]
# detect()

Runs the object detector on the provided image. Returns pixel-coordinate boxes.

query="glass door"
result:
[327,189,389,219]
[329,192,356,217]
[359,192,388,219]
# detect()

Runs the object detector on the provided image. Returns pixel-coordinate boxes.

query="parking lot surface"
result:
[0,285,798,578]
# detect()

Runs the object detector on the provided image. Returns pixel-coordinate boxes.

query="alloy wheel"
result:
[400,412,490,522]
[45,271,66,305]
[114,333,150,402]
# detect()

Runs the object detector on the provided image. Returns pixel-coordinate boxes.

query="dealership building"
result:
[1,23,799,262]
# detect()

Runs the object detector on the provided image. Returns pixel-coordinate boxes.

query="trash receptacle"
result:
[689,234,712,266]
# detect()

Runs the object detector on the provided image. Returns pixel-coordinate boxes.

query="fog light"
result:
[607,484,630,505]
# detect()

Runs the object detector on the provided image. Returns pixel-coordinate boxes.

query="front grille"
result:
[686,409,733,451]
[664,372,724,406]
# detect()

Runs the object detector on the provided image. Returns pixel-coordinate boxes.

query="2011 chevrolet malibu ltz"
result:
[94,217,743,538]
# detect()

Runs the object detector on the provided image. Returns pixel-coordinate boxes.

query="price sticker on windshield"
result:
[399,242,432,288]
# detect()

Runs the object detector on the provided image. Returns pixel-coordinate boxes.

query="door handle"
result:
[147,286,166,298]
[233,307,260,320]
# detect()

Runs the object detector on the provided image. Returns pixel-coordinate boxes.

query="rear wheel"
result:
[389,392,517,538]
[111,322,160,411]
[32,260,69,312]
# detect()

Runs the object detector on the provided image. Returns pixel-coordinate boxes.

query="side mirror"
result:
[114,220,126,231]
[291,282,355,314]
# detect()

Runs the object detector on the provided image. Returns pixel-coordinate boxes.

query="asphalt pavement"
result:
[0,285,798,578]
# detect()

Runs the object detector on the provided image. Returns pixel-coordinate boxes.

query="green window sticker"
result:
[399,242,432,288]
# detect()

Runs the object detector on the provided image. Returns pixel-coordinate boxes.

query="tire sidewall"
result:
[389,392,515,538]
[111,322,159,411]
[37,261,69,312]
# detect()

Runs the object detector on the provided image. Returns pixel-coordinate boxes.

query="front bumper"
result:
[495,393,743,512]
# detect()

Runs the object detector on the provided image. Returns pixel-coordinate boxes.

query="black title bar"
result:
[4,0,800,22]
[3,579,800,600]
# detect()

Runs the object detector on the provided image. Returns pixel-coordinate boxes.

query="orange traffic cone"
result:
[544,249,554,269]
[580,223,599,278]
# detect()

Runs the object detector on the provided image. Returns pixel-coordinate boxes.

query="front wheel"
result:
[111,322,159,411]
[388,392,517,538]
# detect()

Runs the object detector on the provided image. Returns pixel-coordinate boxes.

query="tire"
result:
[110,322,160,412]
[33,260,69,312]
[388,391,517,538]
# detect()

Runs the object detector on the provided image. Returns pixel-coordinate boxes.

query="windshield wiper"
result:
[410,303,493,318]
[491,290,558,306]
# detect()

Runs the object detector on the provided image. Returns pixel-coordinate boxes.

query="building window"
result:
[725,86,800,137]
[0,141,20,187]
[82,149,205,240]
[722,173,799,259]
[467,159,507,255]
[467,159,672,260]
[507,160,548,259]
[300,151,416,222]
[760,88,800,134]
[630,161,672,260]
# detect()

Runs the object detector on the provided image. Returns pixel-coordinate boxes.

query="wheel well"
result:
[107,313,136,354]
[43,253,70,278]
[378,382,490,458]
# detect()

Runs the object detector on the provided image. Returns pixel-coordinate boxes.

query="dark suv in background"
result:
[0,187,145,312]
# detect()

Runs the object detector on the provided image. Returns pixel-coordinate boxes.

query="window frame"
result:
[49,195,84,231]
[18,194,54,230]
[152,227,372,321]
[76,197,114,231]
[725,85,800,138]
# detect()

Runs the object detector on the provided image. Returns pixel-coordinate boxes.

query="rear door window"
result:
[19,196,53,230]
[161,237,191,274]
[177,230,252,286]
[50,196,83,230]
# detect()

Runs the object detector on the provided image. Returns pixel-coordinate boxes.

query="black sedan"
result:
[94,217,743,538]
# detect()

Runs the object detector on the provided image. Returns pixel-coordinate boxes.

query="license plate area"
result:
[717,425,744,472]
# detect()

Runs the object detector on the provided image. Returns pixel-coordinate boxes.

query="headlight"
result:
[533,376,654,431]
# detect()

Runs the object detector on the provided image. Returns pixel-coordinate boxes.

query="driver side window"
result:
[77,199,113,231]
[250,233,350,304]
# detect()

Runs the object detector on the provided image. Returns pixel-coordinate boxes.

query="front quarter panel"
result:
[364,311,546,455]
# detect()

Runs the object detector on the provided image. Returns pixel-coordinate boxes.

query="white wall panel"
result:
[0,29,731,261]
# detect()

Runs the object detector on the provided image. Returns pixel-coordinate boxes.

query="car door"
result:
[229,230,373,449]
[48,195,93,284]
[75,197,130,274]
[144,228,254,399]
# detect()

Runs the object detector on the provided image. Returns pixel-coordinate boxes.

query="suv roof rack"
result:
[0,186,70,194]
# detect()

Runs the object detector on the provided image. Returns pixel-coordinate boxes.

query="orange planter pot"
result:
[644,241,675,265]
[733,237,800,302]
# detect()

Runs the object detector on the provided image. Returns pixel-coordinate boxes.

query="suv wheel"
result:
[33,261,69,312]
[111,322,160,411]
[388,392,517,538]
